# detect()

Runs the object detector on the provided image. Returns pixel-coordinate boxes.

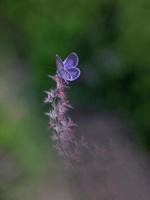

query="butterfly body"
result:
[56,52,80,82]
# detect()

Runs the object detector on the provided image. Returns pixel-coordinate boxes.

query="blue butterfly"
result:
[56,52,81,82]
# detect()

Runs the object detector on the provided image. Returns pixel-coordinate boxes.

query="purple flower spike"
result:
[56,52,80,82]
[45,53,89,166]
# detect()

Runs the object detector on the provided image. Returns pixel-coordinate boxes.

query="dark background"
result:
[0,0,150,199]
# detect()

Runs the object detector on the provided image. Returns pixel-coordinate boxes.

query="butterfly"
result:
[56,52,80,82]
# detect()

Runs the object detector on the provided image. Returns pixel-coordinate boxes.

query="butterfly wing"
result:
[63,52,79,69]
[67,67,81,81]
[56,54,64,72]
[58,69,72,82]
[56,53,80,82]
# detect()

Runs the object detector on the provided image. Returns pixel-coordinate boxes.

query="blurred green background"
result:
[0,0,150,199]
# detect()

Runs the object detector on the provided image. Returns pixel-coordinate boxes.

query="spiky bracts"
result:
[45,75,87,165]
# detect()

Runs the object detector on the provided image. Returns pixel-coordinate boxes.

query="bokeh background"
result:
[0,0,150,199]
